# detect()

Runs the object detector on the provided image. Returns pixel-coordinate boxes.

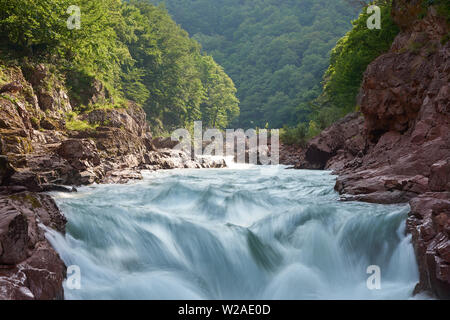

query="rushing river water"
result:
[48,166,420,300]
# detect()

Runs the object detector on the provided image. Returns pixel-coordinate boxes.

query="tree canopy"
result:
[314,0,399,125]
[280,0,399,145]
[0,0,239,132]
[153,0,358,128]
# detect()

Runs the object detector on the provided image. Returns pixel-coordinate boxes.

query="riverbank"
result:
[0,63,225,299]
[281,4,450,298]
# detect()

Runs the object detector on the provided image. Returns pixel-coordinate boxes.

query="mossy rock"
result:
[30,117,40,129]
[40,118,58,130]
[0,134,33,155]
[9,193,42,209]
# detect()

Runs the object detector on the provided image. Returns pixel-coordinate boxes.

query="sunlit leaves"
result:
[0,0,240,132]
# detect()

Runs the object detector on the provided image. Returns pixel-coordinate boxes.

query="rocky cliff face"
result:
[294,112,366,171]
[0,63,226,190]
[296,2,449,298]
[0,62,225,299]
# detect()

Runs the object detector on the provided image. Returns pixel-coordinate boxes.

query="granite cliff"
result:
[0,62,224,299]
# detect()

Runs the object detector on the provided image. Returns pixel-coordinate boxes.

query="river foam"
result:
[47,168,421,299]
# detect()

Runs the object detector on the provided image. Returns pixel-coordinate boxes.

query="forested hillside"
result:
[0,0,239,132]
[153,0,358,128]
[281,0,400,146]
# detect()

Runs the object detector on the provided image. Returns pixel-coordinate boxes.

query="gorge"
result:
[0,0,449,301]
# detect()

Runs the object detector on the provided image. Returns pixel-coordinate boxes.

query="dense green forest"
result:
[0,0,239,132]
[0,0,410,140]
[315,1,398,121]
[282,0,400,145]
[153,0,359,128]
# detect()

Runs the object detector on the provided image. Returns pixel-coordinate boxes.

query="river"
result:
[47,166,420,299]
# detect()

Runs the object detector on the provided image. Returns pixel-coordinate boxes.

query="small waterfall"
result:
[47,168,421,300]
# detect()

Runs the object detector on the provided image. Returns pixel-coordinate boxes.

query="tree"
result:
[0,0,240,133]
[153,0,357,128]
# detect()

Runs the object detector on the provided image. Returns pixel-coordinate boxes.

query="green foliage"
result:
[198,55,239,129]
[280,123,308,147]
[30,116,40,128]
[0,0,132,101]
[282,1,399,144]
[280,120,321,147]
[0,0,240,132]
[307,120,321,138]
[0,0,71,53]
[65,118,98,131]
[124,1,240,131]
[153,0,357,128]
[320,1,398,116]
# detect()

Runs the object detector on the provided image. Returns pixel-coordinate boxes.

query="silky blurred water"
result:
[47,166,420,300]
